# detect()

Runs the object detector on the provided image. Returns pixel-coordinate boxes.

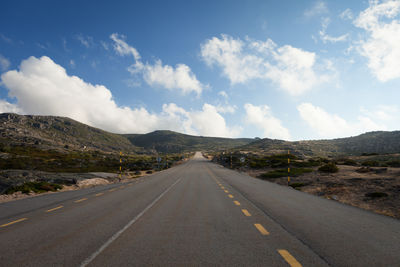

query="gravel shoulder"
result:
[245,165,400,219]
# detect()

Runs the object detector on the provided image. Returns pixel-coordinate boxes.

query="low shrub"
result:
[318,163,339,173]
[361,160,380,167]
[365,192,388,198]
[289,182,305,189]
[385,160,400,167]
[260,168,312,179]
[6,182,63,194]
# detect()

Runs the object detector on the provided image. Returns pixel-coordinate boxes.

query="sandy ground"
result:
[246,165,400,219]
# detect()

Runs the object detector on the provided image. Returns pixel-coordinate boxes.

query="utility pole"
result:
[287,150,290,186]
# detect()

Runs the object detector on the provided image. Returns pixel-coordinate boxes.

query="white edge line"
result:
[80,177,182,267]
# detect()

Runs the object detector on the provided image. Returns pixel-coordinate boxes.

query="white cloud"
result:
[190,104,241,137]
[200,34,332,95]
[218,90,228,99]
[110,33,203,95]
[319,17,349,43]
[297,103,386,138]
[76,34,93,48]
[340,8,354,20]
[244,103,291,140]
[304,1,328,18]
[69,59,75,68]
[0,99,21,113]
[100,41,109,50]
[354,0,400,82]
[0,54,10,71]
[141,60,203,95]
[110,33,141,61]
[0,56,236,137]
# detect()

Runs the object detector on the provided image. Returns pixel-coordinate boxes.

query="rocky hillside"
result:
[124,130,255,153]
[0,113,139,153]
[241,131,400,156]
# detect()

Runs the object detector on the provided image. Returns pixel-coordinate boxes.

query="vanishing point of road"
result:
[1,152,399,266]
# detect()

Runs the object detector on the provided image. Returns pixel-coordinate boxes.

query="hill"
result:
[124,130,255,153]
[241,131,400,156]
[0,113,139,153]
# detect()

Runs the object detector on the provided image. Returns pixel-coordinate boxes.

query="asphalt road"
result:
[0,152,399,266]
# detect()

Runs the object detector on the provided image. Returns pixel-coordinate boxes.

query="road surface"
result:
[0,152,399,266]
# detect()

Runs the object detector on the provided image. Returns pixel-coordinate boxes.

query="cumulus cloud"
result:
[0,54,10,71]
[201,34,332,95]
[319,17,349,43]
[0,99,21,113]
[244,103,291,140]
[110,33,203,95]
[297,103,387,138]
[0,56,237,137]
[354,0,400,82]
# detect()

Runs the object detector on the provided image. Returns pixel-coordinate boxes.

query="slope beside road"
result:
[0,152,399,266]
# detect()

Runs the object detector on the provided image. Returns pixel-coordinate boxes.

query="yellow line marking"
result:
[1,218,28,227]
[233,200,240,206]
[254,223,269,235]
[242,209,251,216]
[109,188,117,192]
[228,194,234,198]
[221,187,225,189]
[119,185,125,189]
[95,192,104,197]
[74,198,88,203]
[224,190,229,193]
[278,250,302,267]
[46,206,63,213]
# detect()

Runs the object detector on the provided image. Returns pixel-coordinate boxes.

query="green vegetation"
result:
[6,181,63,194]
[365,192,388,198]
[0,145,184,173]
[318,163,339,173]
[361,160,380,167]
[259,168,312,179]
[289,182,305,189]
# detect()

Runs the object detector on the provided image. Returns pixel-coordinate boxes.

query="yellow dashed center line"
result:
[109,188,117,192]
[224,190,229,193]
[233,200,241,206]
[119,185,125,189]
[95,192,104,197]
[278,250,302,267]
[74,198,88,203]
[241,209,251,216]
[228,194,234,198]
[0,218,28,227]
[254,223,269,235]
[46,206,63,213]
[221,187,225,189]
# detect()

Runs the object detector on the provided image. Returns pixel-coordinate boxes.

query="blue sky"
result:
[1,0,400,140]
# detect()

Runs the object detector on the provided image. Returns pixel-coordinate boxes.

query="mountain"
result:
[0,114,255,154]
[241,131,400,156]
[124,130,255,153]
[0,113,139,153]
